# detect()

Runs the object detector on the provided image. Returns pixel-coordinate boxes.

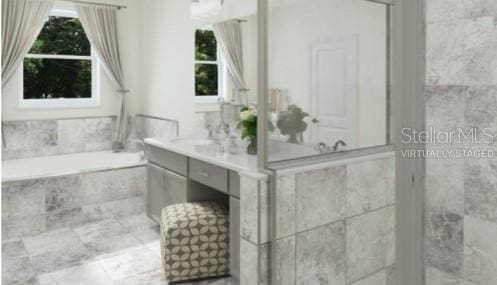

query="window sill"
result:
[18,99,100,110]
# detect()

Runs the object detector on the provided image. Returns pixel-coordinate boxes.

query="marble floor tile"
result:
[117,214,158,232]
[296,221,346,285]
[37,262,114,285]
[98,245,162,281]
[132,225,161,245]
[73,219,143,257]
[349,269,386,285]
[116,268,168,285]
[2,214,47,241]
[2,255,38,285]
[2,240,29,260]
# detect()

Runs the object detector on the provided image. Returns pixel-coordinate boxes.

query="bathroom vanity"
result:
[144,137,258,281]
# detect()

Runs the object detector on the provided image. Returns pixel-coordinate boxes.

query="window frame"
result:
[19,9,100,109]
[194,27,227,104]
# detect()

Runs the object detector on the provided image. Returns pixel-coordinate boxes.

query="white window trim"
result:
[194,27,227,105]
[19,8,100,110]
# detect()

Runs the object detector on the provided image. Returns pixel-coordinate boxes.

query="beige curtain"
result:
[1,0,54,87]
[75,4,128,151]
[213,20,248,105]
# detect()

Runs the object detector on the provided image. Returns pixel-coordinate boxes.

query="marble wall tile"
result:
[386,205,396,267]
[240,175,259,244]
[3,120,58,152]
[296,166,346,232]
[427,0,497,23]
[427,17,497,86]
[346,208,387,283]
[346,158,391,217]
[2,255,38,285]
[296,221,346,285]
[349,269,386,285]
[426,157,465,215]
[2,214,46,240]
[426,266,474,285]
[240,238,258,285]
[425,86,467,132]
[45,175,83,212]
[2,180,46,217]
[37,262,114,285]
[463,215,497,284]
[276,174,296,239]
[45,207,91,231]
[2,240,29,260]
[135,115,177,140]
[464,158,497,223]
[57,119,87,153]
[425,210,464,275]
[386,265,397,285]
[275,236,296,285]
[81,167,146,205]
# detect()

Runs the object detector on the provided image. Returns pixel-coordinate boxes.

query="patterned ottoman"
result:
[160,202,230,283]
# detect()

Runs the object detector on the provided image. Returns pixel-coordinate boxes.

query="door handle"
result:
[312,118,320,124]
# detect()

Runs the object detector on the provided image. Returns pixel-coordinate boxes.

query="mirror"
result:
[267,0,390,162]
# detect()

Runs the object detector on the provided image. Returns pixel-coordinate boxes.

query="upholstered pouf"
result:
[160,202,230,283]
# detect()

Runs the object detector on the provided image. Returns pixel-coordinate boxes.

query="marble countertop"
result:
[144,137,259,174]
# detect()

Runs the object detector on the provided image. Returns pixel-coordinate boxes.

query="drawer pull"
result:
[198,171,209,177]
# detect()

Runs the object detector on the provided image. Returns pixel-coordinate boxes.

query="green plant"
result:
[277,105,309,136]
[238,106,257,139]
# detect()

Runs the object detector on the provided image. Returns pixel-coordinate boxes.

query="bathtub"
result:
[2,150,145,182]
[2,150,147,240]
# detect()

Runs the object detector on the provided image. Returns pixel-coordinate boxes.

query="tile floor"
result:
[2,214,235,285]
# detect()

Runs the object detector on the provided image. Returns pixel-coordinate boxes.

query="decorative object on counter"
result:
[238,105,258,155]
[277,104,309,144]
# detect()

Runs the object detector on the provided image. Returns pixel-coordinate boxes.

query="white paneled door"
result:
[310,36,358,149]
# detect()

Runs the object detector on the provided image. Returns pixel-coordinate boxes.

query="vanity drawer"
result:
[189,158,228,193]
[147,145,188,176]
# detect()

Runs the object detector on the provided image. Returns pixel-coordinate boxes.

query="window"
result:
[21,9,99,108]
[194,28,225,102]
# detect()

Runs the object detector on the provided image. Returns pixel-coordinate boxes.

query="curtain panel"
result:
[213,20,248,105]
[1,0,54,87]
[75,4,128,150]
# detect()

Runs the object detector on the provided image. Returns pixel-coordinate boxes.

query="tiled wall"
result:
[2,166,146,241]
[425,1,497,284]
[2,117,115,160]
[240,154,396,285]
[2,115,178,160]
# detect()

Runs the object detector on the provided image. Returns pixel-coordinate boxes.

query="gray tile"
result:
[275,236,295,285]
[116,268,168,285]
[30,247,93,274]
[2,214,46,240]
[83,117,114,151]
[346,158,391,217]
[23,228,86,256]
[426,157,465,215]
[346,208,387,282]
[98,245,162,281]
[463,215,497,284]
[3,120,58,152]
[240,175,259,244]
[37,262,114,285]
[45,207,92,231]
[45,175,83,212]
[2,180,46,217]
[2,240,29,260]
[240,238,258,285]
[426,266,474,285]
[425,85,466,134]
[117,214,157,232]
[81,167,146,205]
[427,0,497,23]
[276,174,296,238]
[73,219,142,257]
[386,205,396,266]
[464,86,497,133]
[131,225,160,245]
[427,17,497,86]
[386,265,397,285]
[198,277,237,285]
[296,221,346,285]
[425,210,463,275]
[57,119,87,154]
[2,255,38,285]
[296,166,346,232]
[464,158,497,223]
[349,269,386,285]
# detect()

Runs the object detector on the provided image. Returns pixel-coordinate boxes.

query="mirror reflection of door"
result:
[310,36,358,149]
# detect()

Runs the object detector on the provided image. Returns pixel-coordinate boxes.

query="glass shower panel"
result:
[266,0,390,163]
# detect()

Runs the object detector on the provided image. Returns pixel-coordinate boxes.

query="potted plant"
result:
[277,104,309,144]
[238,106,258,155]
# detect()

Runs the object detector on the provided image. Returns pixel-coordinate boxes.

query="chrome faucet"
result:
[332,140,347,152]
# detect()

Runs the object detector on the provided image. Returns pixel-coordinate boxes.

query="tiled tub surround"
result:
[425,1,497,284]
[2,115,178,160]
[2,165,147,241]
[240,153,396,285]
